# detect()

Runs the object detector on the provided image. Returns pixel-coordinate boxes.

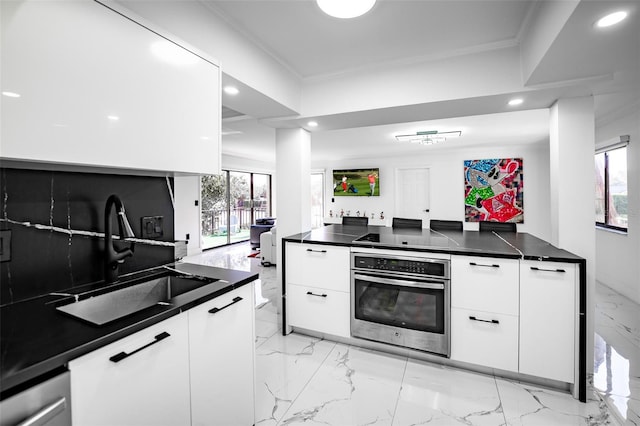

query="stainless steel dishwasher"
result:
[0,370,71,426]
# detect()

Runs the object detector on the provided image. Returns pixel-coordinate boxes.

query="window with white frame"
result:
[595,136,629,232]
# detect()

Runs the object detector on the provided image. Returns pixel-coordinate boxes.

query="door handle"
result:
[469,262,500,268]
[469,316,499,324]
[209,296,243,314]
[109,332,170,363]
[306,291,327,298]
[530,266,566,273]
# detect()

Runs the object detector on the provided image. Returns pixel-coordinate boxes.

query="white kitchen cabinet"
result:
[1,0,220,175]
[285,242,351,337]
[189,284,255,426]
[519,260,577,383]
[450,255,519,371]
[286,243,350,292]
[451,255,519,315]
[450,307,519,372]
[69,315,191,426]
[287,283,351,337]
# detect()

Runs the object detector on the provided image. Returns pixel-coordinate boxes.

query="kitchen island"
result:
[282,224,586,402]
[0,262,258,425]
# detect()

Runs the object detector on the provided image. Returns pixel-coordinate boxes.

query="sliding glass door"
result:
[201,171,271,249]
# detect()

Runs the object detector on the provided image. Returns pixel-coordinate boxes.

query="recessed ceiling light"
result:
[2,91,21,98]
[308,121,318,127]
[224,86,239,95]
[107,115,119,121]
[596,11,628,28]
[508,98,524,106]
[317,0,376,19]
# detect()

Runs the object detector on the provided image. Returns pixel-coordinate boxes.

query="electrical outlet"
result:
[0,230,11,262]
[141,216,163,239]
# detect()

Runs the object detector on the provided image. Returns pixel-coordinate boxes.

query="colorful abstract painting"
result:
[464,158,523,223]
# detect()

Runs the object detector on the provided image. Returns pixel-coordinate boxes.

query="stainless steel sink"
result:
[56,275,216,326]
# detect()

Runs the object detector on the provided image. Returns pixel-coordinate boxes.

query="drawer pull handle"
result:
[306,248,327,253]
[530,266,566,273]
[209,296,243,314]
[469,316,499,324]
[469,262,500,268]
[110,332,170,363]
[306,291,328,298]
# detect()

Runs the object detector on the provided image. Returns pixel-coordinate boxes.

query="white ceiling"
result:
[205,0,533,79]
[205,0,639,165]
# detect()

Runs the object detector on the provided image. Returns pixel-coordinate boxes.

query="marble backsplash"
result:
[0,167,175,305]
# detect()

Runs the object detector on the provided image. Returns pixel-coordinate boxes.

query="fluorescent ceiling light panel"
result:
[395,130,461,145]
[317,0,376,19]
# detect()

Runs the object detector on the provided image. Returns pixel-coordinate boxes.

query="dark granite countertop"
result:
[283,224,583,263]
[0,262,258,398]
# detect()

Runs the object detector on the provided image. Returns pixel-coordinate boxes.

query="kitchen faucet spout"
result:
[104,194,135,283]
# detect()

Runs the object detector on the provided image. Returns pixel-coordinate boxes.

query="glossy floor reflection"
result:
[594,282,640,425]
[185,243,623,425]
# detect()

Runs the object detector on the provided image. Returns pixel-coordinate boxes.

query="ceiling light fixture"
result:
[317,0,376,19]
[223,86,239,95]
[307,121,318,127]
[595,11,628,28]
[508,98,524,106]
[2,91,21,98]
[395,130,461,145]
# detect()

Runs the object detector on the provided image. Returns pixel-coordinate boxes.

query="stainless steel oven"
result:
[351,252,450,356]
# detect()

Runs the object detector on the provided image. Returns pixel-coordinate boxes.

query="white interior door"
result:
[395,168,430,226]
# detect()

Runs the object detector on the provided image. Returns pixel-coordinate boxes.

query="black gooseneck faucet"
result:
[104,194,135,283]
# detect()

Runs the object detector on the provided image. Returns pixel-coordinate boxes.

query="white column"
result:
[275,128,311,316]
[549,96,596,377]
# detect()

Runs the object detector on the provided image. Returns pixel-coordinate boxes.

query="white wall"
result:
[313,141,551,240]
[595,109,640,304]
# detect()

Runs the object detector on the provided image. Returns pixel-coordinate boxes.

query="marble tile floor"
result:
[593,282,640,425]
[184,242,634,425]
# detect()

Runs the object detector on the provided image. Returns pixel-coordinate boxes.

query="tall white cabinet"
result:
[519,261,577,383]
[189,284,255,426]
[1,0,220,175]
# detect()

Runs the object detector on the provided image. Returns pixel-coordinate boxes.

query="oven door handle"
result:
[353,273,445,290]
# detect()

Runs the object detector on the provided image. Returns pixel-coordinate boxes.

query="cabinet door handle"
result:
[16,397,67,426]
[306,248,327,253]
[208,296,243,314]
[530,266,566,273]
[306,291,327,298]
[469,316,499,324]
[109,332,170,363]
[469,262,500,268]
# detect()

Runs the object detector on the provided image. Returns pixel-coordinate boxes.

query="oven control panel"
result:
[353,255,448,278]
